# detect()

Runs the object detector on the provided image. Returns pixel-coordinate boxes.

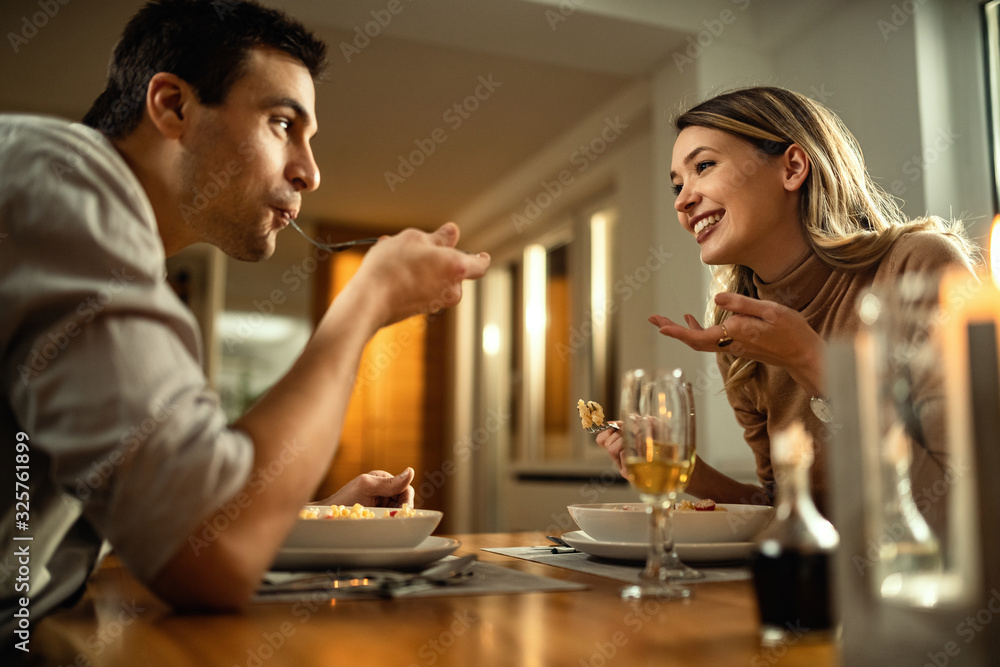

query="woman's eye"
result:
[671,183,683,196]
[695,160,714,174]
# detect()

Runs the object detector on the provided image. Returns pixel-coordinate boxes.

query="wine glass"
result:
[619,368,697,600]
[660,379,703,582]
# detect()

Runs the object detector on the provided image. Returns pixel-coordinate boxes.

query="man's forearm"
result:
[150,279,383,607]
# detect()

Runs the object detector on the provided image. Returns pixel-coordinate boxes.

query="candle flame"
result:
[991,215,1000,285]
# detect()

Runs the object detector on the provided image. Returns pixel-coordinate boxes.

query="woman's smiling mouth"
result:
[693,212,723,237]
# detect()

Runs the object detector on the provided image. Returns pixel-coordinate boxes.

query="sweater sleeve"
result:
[876,230,977,281]
[717,355,776,504]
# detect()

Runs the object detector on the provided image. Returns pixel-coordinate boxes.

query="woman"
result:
[597,86,978,515]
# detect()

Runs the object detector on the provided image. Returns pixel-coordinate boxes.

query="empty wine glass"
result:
[619,368,697,600]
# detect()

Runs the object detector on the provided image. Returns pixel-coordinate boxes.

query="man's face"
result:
[178,47,320,261]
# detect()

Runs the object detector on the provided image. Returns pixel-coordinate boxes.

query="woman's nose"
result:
[674,184,698,213]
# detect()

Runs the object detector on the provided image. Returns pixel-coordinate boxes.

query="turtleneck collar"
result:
[752,250,833,311]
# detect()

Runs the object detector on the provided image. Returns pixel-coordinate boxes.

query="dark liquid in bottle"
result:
[751,549,833,633]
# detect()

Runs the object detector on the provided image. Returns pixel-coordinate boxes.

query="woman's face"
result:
[669,126,808,281]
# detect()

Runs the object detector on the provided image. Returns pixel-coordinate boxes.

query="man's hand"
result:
[314,468,416,508]
[349,222,491,331]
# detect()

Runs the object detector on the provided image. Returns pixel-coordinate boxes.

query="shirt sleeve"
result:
[0,118,254,584]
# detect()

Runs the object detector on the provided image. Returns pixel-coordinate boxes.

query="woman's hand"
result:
[595,422,627,477]
[649,292,825,397]
[313,468,416,508]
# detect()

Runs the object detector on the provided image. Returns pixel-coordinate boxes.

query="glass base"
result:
[620,580,692,600]
[759,623,838,647]
[663,550,704,580]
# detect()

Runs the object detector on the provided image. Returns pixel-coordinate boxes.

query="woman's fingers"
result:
[650,313,732,351]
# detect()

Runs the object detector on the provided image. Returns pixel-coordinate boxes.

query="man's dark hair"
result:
[82,0,327,138]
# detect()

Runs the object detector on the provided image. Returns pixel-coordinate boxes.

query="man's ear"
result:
[146,72,192,140]
[782,144,810,192]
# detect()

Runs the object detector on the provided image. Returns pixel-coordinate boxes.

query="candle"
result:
[941,215,1000,322]
[937,214,1000,604]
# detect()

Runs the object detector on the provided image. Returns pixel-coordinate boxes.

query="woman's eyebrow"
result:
[669,146,712,180]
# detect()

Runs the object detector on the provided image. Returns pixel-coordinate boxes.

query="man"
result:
[0,0,489,630]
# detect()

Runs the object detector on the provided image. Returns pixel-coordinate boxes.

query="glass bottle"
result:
[856,279,949,606]
[751,422,840,646]
[874,423,943,601]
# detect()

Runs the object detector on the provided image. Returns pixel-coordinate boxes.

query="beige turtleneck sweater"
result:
[721,231,975,516]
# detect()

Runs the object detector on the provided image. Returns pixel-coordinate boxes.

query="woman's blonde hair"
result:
[674,86,978,392]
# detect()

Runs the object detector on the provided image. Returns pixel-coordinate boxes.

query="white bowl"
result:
[567,502,774,544]
[283,507,443,549]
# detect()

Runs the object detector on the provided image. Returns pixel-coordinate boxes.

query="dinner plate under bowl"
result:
[559,530,754,564]
[271,536,461,571]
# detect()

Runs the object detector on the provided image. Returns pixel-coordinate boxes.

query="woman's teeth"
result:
[694,213,723,235]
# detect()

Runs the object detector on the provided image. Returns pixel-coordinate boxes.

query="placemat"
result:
[253,558,588,603]
[483,546,751,583]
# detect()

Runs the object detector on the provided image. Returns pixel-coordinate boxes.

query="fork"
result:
[289,218,380,253]
[585,422,620,435]
[258,554,477,598]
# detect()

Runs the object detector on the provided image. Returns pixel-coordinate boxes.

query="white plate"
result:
[272,536,461,571]
[560,531,754,563]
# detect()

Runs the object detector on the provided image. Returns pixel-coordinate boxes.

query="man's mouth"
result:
[272,206,298,225]
[693,212,723,236]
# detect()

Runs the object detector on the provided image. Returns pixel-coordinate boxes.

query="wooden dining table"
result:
[26,532,838,667]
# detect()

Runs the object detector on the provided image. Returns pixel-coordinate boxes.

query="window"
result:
[485,200,617,468]
[986,0,1000,211]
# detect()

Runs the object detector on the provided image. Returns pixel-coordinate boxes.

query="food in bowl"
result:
[568,502,773,544]
[676,499,726,512]
[299,503,416,519]
[283,506,442,550]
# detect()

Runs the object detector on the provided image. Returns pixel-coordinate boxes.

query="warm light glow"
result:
[991,215,1000,285]
[590,214,608,316]
[590,209,614,395]
[483,323,501,356]
[524,244,547,335]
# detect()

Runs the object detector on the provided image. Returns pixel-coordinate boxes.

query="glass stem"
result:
[643,499,671,582]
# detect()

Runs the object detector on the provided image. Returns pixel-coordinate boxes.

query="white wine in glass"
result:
[620,368,697,600]
[625,449,692,497]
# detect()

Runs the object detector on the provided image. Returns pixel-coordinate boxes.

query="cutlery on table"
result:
[259,554,478,598]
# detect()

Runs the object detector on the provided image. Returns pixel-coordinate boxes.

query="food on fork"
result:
[299,503,416,519]
[577,399,606,429]
[676,499,727,512]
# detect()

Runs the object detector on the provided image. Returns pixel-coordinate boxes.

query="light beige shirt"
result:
[0,115,253,629]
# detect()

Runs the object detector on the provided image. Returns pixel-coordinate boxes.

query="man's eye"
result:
[273,118,291,131]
